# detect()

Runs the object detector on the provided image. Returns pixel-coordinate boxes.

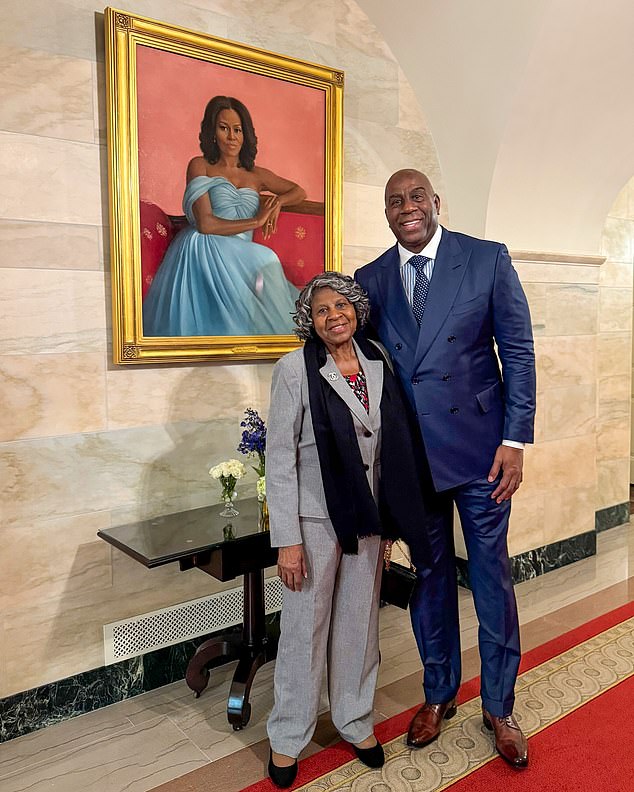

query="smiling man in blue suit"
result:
[355,169,536,768]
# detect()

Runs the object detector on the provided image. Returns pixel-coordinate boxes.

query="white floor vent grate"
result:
[104,576,284,664]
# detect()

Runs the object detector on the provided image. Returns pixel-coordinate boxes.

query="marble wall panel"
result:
[310,41,400,126]
[599,288,632,333]
[343,244,389,275]
[532,396,546,444]
[0,46,94,142]
[0,219,102,270]
[2,592,117,694]
[223,23,313,64]
[0,132,103,226]
[542,486,596,546]
[597,418,630,462]
[599,373,630,405]
[0,0,104,62]
[343,182,395,250]
[506,491,546,557]
[0,352,107,441]
[535,335,596,392]
[0,626,6,694]
[119,0,231,42]
[0,558,243,696]
[514,262,601,285]
[231,0,337,46]
[105,363,272,430]
[540,384,595,441]
[397,67,426,133]
[598,333,630,378]
[0,420,239,527]
[0,511,112,609]
[335,0,392,59]
[522,283,547,335]
[344,118,443,195]
[522,434,596,492]
[544,284,599,336]
[597,457,630,510]
[601,216,634,263]
[600,257,633,288]
[0,269,107,355]
[91,60,106,145]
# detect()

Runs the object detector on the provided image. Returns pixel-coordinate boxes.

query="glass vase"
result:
[219,478,239,517]
[258,497,269,532]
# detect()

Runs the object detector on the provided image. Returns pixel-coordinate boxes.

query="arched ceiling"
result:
[356,0,634,254]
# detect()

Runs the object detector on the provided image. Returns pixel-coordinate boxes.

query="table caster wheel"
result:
[230,702,251,730]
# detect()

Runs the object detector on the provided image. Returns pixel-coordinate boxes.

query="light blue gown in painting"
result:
[143,176,299,336]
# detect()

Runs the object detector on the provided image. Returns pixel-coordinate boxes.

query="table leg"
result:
[185,635,241,697]
[226,569,279,729]
[185,569,279,726]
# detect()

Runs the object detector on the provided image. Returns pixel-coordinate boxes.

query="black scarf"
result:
[304,332,433,559]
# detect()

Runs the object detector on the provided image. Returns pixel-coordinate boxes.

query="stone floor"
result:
[1,522,632,792]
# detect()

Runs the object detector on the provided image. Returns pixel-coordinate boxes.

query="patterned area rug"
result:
[238,601,634,792]
[289,616,634,791]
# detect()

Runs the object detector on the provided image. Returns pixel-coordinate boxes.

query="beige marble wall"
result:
[506,221,633,556]
[599,179,634,499]
[3,0,629,702]
[453,253,604,559]
[0,0,446,697]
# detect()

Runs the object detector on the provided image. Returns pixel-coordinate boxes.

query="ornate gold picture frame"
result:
[104,7,343,364]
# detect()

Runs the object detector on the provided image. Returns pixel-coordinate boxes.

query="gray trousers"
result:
[267,518,383,758]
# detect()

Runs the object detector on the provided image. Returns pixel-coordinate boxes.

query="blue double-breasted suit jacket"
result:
[355,228,536,493]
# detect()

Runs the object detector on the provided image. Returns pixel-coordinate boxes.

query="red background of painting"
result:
[136,45,326,214]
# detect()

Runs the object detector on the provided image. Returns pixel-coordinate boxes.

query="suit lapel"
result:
[358,347,383,429]
[377,246,419,350]
[415,229,471,363]
[319,342,381,432]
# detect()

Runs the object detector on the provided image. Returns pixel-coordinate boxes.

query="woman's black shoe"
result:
[268,750,298,788]
[353,740,385,768]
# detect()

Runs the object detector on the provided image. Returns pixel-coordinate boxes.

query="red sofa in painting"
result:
[139,200,325,299]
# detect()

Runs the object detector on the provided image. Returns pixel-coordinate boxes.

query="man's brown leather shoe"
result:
[407,699,457,748]
[482,708,528,768]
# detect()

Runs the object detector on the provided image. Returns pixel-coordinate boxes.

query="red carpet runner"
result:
[240,601,634,792]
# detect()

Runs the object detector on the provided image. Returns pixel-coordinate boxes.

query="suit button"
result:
[447,335,456,343]
[450,407,459,414]
[395,343,403,350]
[363,430,372,438]
[363,463,370,470]
[442,373,451,382]
[411,378,419,385]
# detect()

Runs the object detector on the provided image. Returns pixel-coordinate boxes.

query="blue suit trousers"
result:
[409,475,520,717]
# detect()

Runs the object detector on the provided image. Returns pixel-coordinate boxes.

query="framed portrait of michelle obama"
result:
[104,7,343,364]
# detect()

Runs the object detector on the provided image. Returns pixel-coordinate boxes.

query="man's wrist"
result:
[502,439,525,450]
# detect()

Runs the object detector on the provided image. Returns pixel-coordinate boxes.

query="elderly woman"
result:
[266,272,432,788]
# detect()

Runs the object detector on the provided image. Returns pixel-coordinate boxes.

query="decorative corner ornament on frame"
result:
[104,7,344,364]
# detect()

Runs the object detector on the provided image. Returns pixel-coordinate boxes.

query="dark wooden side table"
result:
[97,498,279,729]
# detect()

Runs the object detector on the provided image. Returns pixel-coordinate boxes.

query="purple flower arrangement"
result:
[237,407,267,477]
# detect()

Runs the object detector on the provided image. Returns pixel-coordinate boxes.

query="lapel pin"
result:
[328,372,338,381]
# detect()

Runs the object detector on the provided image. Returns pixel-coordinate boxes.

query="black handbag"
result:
[380,541,417,609]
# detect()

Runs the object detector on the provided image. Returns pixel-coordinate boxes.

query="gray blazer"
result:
[266,340,384,548]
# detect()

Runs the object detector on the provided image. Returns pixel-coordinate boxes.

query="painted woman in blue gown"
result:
[143,96,306,337]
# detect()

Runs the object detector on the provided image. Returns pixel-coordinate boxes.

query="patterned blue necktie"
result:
[410,255,431,325]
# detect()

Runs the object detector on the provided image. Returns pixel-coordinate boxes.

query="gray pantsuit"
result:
[268,520,382,757]
[266,343,385,758]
